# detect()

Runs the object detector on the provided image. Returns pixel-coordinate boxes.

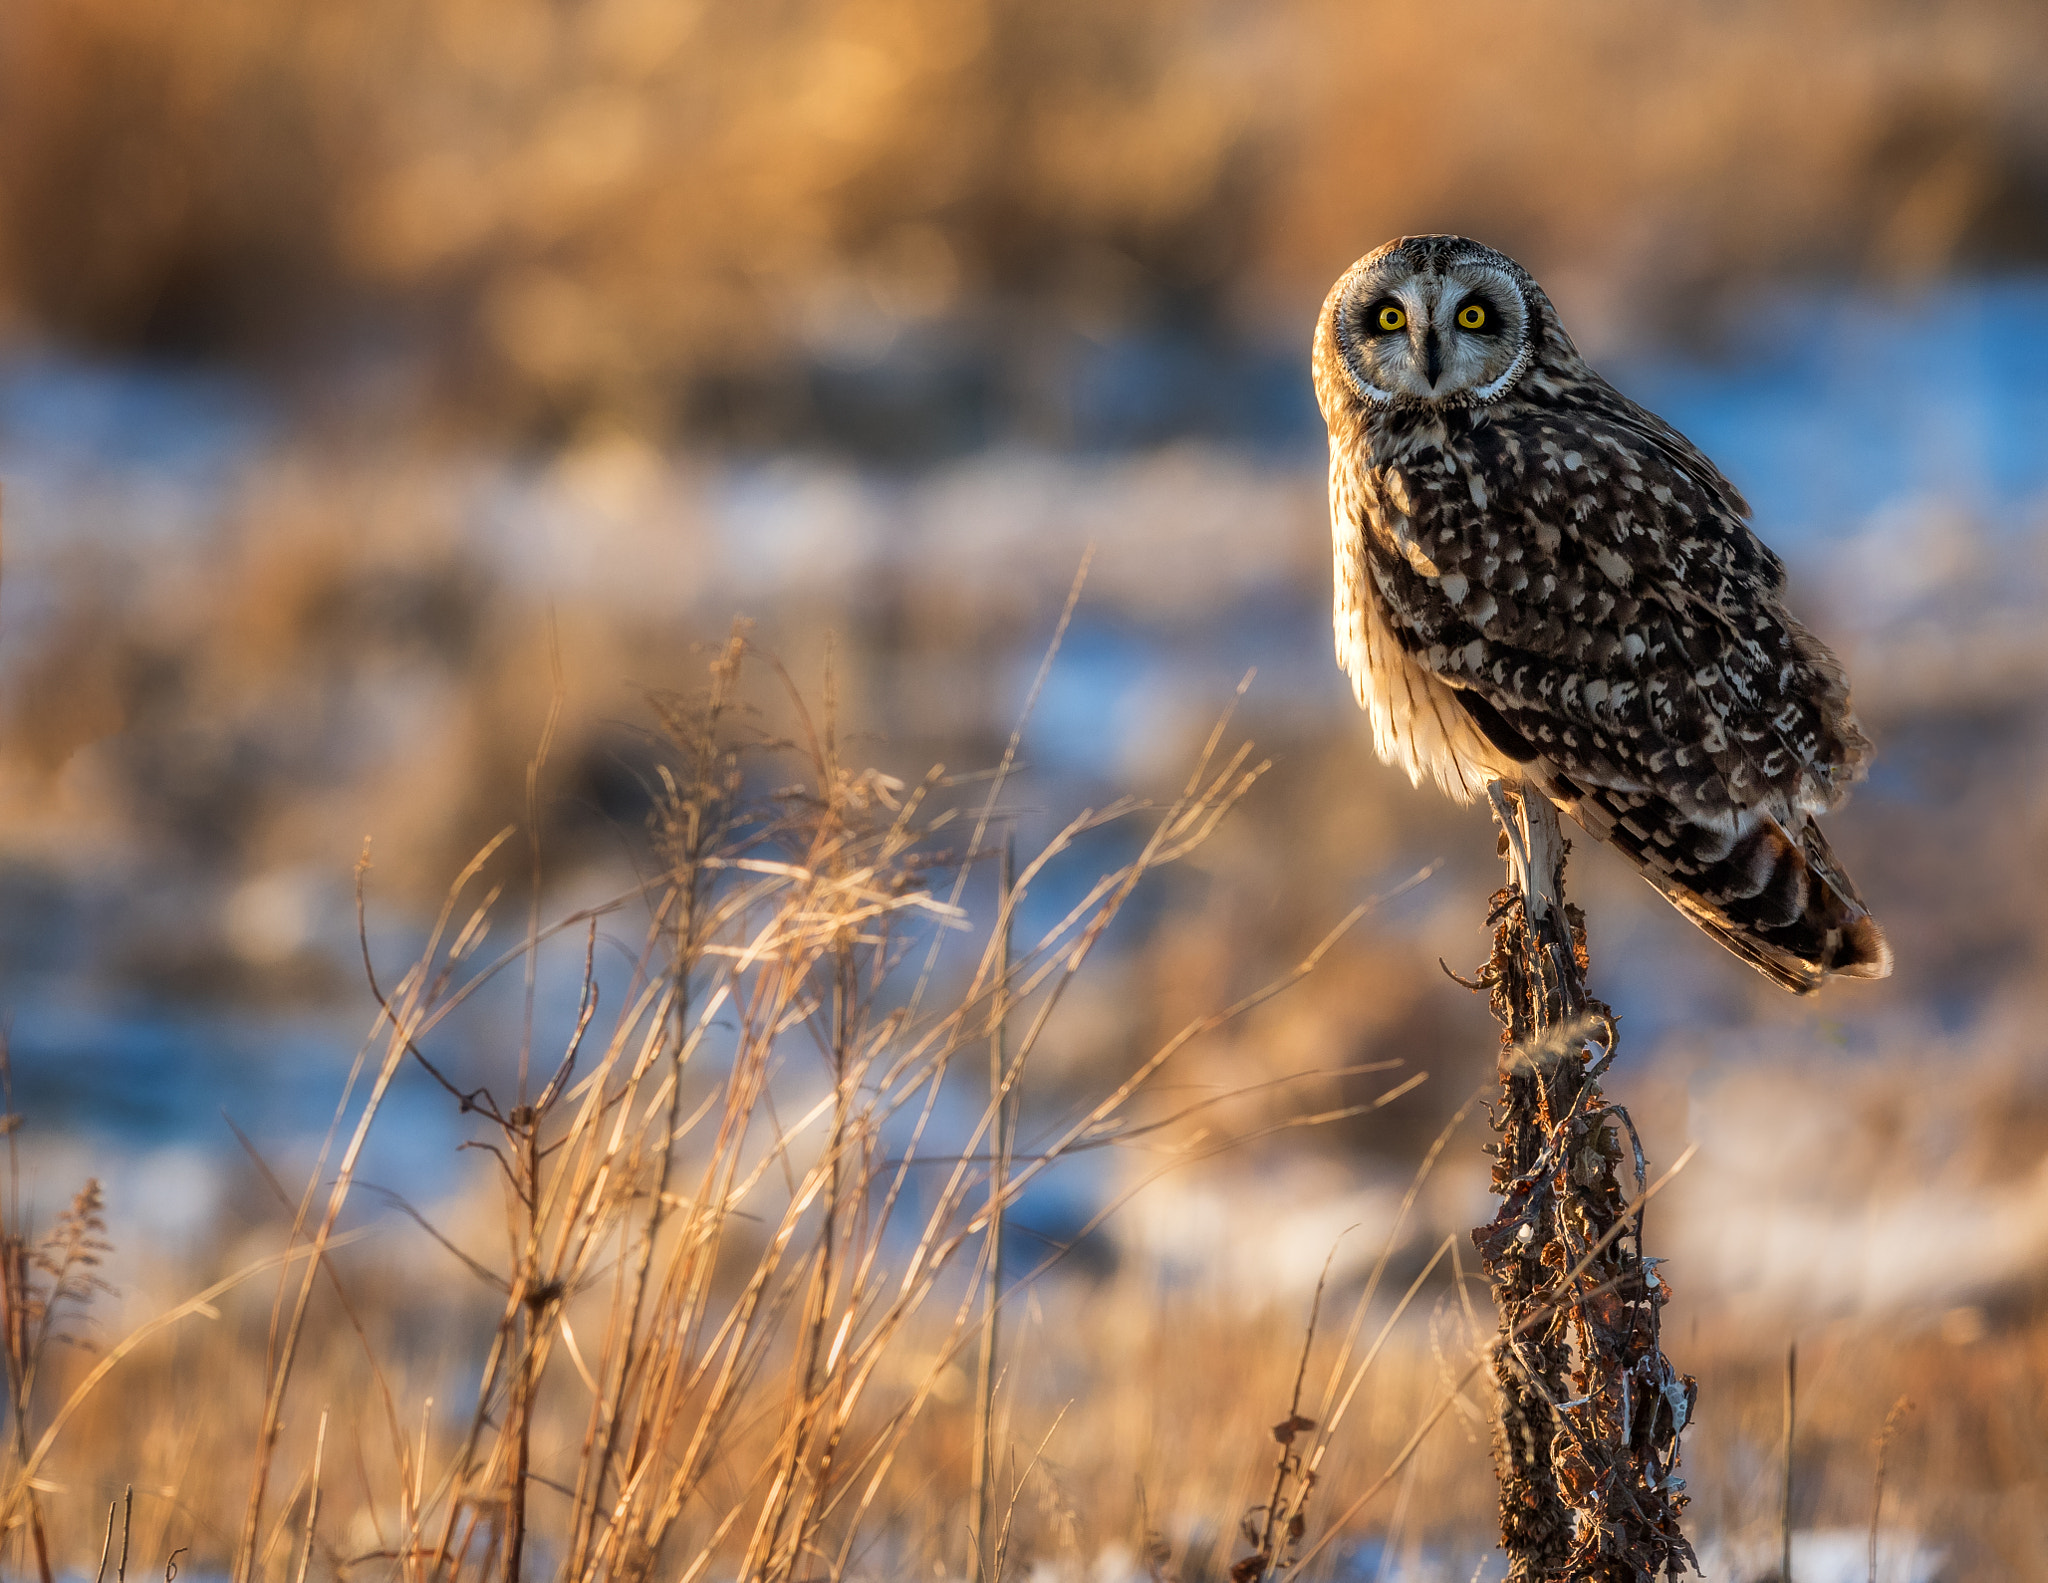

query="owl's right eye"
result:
[1375,304,1407,332]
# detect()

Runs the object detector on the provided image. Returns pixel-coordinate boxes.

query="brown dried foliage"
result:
[1471,813,1698,1582]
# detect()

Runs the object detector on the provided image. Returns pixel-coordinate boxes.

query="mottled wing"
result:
[1363,384,1886,989]
[1369,383,1865,820]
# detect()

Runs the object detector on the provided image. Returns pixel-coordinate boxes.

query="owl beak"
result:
[1423,326,1443,389]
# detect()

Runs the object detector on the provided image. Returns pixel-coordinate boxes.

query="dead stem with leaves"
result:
[1468,784,1696,1582]
[1229,1259,1332,1582]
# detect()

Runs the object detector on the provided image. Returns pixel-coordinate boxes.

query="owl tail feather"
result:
[1558,786,1892,995]
[1638,827,1892,994]
[1452,694,1891,991]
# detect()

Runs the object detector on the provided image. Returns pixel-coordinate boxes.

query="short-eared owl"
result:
[1312,234,1890,992]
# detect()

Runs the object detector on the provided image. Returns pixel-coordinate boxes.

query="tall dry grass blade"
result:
[1783,1341,1798,1583]
[1303,1079,1487,1493]
[909,550,1092,1026]
[970,835,1015,1583]
[293,1410,327,1583]
[1868,1395,1913,1583]
[234,827,512,1583]
[92,1497,115,1583]
[993,1403,1071,1583]
[519,610,568,1106]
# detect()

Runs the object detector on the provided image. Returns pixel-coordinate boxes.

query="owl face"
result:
[1323,237,1538,409]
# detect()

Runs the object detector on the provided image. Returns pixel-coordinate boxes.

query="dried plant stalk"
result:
[1471,783,1697,1581]
[192,630,1287,1583]
[0,620,1426,1582]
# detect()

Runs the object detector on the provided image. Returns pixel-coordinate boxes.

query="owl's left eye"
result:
[1457,302,1489,330]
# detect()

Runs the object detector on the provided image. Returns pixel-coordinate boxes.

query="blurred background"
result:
[2,0,2048,1571]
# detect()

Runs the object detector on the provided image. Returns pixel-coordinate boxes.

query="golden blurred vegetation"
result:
[1,0,2045,440]
[1,5,2045,1572]
[5,656,2047,1581]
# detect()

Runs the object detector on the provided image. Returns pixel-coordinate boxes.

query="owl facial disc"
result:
[1330,238,1536,407]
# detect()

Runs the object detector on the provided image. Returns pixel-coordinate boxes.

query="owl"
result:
[1312,235,1889,993]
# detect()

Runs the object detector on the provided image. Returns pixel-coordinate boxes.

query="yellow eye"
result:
[1376,304,1406,332]
[1457,303,1488,330]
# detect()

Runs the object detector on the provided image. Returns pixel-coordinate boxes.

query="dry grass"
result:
[0,632,2045,1582]
[5,1135,2048,1578]
[0,8,2042,1571]
[0,629,1454,1581]
[0,453,2044,1576]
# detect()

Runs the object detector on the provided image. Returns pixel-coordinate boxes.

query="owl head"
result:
[1315,235,1571,413]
